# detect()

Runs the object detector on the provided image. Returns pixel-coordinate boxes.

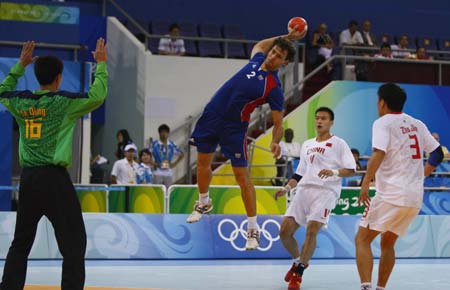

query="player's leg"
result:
[231,165,259,249]
[299,220,322,265]
[0,168,43,290]
[279,216,300,282]
[355,226,380,290]
[44,167,86,290]
[186,112,220,223]
[377,231,398,289]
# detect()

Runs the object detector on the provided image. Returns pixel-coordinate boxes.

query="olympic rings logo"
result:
[217,218,280,252]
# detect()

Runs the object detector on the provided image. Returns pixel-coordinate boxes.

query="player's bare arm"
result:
[251,25,305,58]
[359,148,385,206]
[318,168,355,179]
[19,41,38,68]
[270,110,284,158]
[274,178,299,200]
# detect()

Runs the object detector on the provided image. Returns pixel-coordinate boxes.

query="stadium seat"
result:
[198,23,223,57]
[223,24,247,58]
[179,21,199,56]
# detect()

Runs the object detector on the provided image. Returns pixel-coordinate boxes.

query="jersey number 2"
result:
[25,118,42,139]
[246,71,256,79]
[409,134,421,159]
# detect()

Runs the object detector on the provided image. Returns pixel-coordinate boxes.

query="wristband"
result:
[284,184,292,192]
[332,169,339,176]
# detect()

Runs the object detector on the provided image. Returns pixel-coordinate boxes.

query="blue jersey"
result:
[203,52,284,123]
[151,140,183,165]
[136,163,152,184]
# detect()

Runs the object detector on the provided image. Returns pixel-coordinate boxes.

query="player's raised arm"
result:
[251,24,306,58]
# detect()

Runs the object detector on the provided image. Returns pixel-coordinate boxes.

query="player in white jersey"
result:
[355,83,444,290]
[274,107,356,290]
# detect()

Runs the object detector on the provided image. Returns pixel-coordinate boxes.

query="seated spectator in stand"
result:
[413,47,433,60]
[391,35,412,58]
[374,42,393,58]
[273,128,301,186]
[431,132,450,158]
[115,129,133,159]
[311,23,334,62]
[137,148,154,184]
[151,124,184,188]
[339,20,364,46]
[351,148,366,170]
[158,23,186,56]
[111,144,140,184]
[361,20,377,47]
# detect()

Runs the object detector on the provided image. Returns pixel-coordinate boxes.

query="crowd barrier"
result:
[0,185,448,215]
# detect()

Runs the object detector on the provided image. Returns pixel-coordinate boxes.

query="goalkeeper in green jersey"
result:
[0,38,108,290]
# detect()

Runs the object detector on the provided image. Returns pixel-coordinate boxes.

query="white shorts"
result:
[359,195,420,237]
[284,185,337,226]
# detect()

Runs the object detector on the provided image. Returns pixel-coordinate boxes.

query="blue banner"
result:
[0,213,449,259]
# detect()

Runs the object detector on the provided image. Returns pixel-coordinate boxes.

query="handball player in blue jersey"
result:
[187,27,305,249]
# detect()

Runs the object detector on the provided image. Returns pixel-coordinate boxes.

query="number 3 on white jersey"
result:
[246,71,256,79]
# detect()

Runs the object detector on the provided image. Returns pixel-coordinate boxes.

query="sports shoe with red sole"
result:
[284,263,308,282]
[288,273,302,290]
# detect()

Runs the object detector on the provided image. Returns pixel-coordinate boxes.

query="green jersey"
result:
[0,62,108,168]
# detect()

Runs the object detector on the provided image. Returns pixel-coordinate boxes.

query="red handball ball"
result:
[288,17,308,34]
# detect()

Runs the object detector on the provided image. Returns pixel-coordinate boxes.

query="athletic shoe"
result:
[284,263,297,282]
[186,200,213,223]
[285,263,308,282]
[245,228,260,250]
[288,273,302,290]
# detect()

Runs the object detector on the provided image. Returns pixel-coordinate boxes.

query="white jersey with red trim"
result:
[295,135,356,198]
[372,113,439,208]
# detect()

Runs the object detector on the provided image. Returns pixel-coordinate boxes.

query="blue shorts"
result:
[190,111,248,167]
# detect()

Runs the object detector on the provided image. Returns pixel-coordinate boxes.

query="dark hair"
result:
[34,56,64,85]
[351,148,360,156]
[272,37,296,62]
[117,129,131,143]
[378,83,406,112]
[139,148,152,160]
[285,128,294,135]
[169,23,180,32]
[158,124,170,133]
[380,42,391,50]
[348,20,358,28]
[315,106,334,120]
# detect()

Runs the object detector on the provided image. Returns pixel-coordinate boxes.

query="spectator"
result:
[274,129,301,186]
[431,133,450,158]
[351,148,365,170]
[136,148,154,184]
[391,35,412,58]
[111,144,139,184]
[339,20,364,46]
[115,129,133,159]
[311,23,334,63]
[158,23,186,56]
[414,47,433,60]
[90,153,108,184]
[361,20,377,46]
[151,124,184,188]
[374,42,393,58]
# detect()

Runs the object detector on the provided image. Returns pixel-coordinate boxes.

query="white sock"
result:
[361,282,372,290]
[292,256,301,266]
[199,192,209,204]
[247,216,257,230]
[375,287,385,290]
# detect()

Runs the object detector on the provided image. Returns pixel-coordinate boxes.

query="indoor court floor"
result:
[5,258,449,290]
